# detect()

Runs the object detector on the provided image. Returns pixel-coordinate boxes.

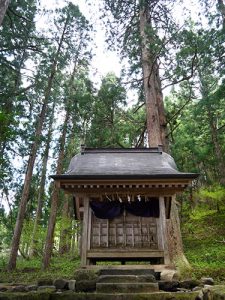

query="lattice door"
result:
[91,210,157,249]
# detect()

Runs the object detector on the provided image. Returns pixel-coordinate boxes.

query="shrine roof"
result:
[51,147,198,180]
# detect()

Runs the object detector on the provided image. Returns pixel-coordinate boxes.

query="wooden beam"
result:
[75,197,81,220]
[58,178,191,185]
[87,250,164,259]
[61,187,186,196]
[159,196,170,265]
[81,197,90,267]
[87,204,92,253]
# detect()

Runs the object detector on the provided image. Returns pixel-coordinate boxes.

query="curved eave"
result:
[51,173,199,181]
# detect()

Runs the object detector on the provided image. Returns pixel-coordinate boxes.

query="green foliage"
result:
[196,185,225,211]
[21,221,47,256]
[86,72,128,148]
[182,189,225,282]
[0,255,80,284]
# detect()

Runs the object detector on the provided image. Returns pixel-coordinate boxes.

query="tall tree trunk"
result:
[42,110,70,269]
[30,105,55,257]
[8,102,48,271]
[206,106,225,184]
[59,196,70,255]
[58,123,77,255]
[7,17,69,271]
[0,0,10,26]
[139,2,188,265]
[42,60,79,268]
[139,7,162,148]
[200,76,225,183]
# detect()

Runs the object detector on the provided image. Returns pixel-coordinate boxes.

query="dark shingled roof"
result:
[52,148,198,180]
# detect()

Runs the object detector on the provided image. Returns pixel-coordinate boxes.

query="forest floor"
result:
[0,255,81,284]
[181,205,225,283]
[0,206,225,284]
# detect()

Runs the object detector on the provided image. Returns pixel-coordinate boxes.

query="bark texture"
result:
[166,198,189,264]
[139,7,161,148]
[139,7,168,150]
[0,0,10,26]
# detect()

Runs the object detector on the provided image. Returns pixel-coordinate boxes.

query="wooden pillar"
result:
[81,197,90,267]
[157,196,170,265]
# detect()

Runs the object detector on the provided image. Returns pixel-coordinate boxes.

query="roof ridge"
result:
[81,147,163,155]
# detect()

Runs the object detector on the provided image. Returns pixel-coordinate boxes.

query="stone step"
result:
[96,282,159,293]
[97,274,156,283]
[0,291,201,300]
[99,268,156,277]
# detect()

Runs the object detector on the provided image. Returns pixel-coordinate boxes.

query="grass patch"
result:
[0,255,81,284]
[182,207,225,283]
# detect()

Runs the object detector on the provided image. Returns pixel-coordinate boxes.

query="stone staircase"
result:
[0,267,215,299]
[96,268,160,293]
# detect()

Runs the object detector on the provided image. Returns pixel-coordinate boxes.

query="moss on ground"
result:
[0,291,200,300]
[182,207,225,283]
[0,256,80,284]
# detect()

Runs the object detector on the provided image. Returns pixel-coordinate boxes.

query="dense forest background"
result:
[0,0,225,281]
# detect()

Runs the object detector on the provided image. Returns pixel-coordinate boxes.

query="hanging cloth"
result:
[90,200,124,219]
[125,198,159,218]
[90,198,159,219]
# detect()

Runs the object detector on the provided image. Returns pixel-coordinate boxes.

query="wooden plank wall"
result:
[90,211,158,249]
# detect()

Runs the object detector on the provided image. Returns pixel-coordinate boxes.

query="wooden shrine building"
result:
[52,147,198,267]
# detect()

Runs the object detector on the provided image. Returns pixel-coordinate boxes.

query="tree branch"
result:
[8,7,33,23]
[135,121,147,148]
[133,102,145,113]
[162,47,198,90]
[167,89,193,124]
[217,123,225,131]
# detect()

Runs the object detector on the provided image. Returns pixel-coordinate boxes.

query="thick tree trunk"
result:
[7,17,69,271]
[139,2,188,265]
[139,7,162,148]
[167,197,190,264]
[0,0,10,26]
[42,110,70,269]
[30,106,55,257]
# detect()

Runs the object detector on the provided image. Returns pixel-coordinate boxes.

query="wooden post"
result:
[81,197,90,267]
[158,196,170,265]
[87,202,92,253]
